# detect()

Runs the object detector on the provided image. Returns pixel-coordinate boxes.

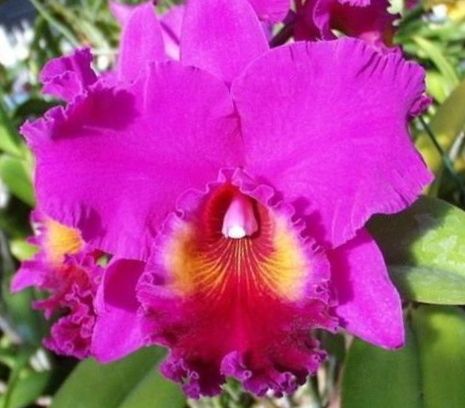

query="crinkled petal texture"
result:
[40,48,97,102]
[40,255,101,358]
[137,170,338,398]
[294,0,397,49]
[329,229,404,348]
[181,0,268,83]
[24,61,242,261]
[12,211,102,358]
[231,39,432,248]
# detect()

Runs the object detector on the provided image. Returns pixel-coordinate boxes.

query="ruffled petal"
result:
[40,48,97,102]
[329,229,404,348]
[92,259,146,362]
[118,2,166,81]
[24,62,242,260]
[248,0,290,22]
[39,255,101,359]
[137,170,337,398]
[181,0,269,83]
[232,39,432,248]
[11,211,102,358]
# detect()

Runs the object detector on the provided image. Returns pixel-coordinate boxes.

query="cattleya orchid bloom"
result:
[18,0,432,398]
[292,0,398,49]
[11,211,102,358]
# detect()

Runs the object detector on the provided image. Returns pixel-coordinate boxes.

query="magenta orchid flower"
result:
[293,0,398,49]
[11,211,102,358]
[21,0,431,398]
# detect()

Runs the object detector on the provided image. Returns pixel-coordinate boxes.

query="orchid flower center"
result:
[221,194,258,239]
[163,184,311,301]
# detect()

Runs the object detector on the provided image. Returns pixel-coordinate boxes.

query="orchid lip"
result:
[221,193,258,239]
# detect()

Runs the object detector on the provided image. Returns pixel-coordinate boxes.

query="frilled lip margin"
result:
[135,168,340,397]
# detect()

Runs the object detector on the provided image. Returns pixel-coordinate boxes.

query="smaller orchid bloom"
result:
[293,0,398,50]
[24,0,432,398]
[11,211,103,359]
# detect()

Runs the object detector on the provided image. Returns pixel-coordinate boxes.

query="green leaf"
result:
[1,232,46,345]
[13,98,57,120]
[0,98,24,158]
[425,70,450,103]
[388,266,465,305]
[341,328,422,408]
[118,369,185,408]
[10,239,38,262]
[411,305,465,408]
[430,76,465,145]
[52,348,185,408]
[0,155,35,207]
[412,36,459,92]
[416,77,465,179]
[0,369,51,408]
[0,197,33,239]
[342,306,465,408]
[1,284,47,346]
[28,0,80,47]
[369,196,465,304]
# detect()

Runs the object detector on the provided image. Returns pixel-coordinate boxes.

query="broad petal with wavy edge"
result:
[24,61,242,261]
[231,39,432,249]
[40,48,97,102]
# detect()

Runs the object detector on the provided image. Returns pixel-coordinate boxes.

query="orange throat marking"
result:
[163,186,310,302]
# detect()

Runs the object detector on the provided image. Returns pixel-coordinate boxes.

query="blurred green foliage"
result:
[1,0,465,407]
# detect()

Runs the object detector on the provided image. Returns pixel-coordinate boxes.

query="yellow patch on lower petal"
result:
[163,212,309,302]
[44,219,84,265]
